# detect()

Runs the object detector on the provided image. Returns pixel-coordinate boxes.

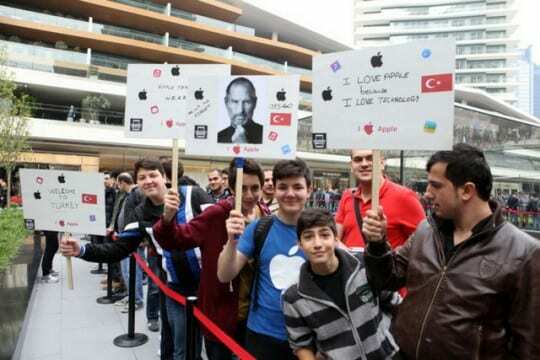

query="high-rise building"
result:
[354,0,522,107]
[534,63,540,119]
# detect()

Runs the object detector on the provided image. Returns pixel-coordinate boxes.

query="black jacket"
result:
[81,186,212,289]
[217,120,263,144]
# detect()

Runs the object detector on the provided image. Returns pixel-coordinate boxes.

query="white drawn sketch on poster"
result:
[185,75,300,159]
[124,64,230,139]
[20,169,106,235]
[312,39,455,151]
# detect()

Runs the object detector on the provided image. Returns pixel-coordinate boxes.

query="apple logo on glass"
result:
[33,191,41,200]
[322,87,333,101]
[171,65,180,76]
[364,122,374,135]
[276,88,286,101]
[370,52,383,68]
[194,88,204,100]
[58,174,66,184]
[269,245,305,291]
[138,89,147,100]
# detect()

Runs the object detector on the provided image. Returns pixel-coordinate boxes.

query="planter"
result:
[0,233,41,360]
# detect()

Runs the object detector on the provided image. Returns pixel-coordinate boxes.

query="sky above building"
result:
[246,0,539,63]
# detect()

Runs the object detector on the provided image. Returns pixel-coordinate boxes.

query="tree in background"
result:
[81,94,111,123]
[0,46,32,207]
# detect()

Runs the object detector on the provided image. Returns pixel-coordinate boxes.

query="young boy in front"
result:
[282,208,399,360]
[217,159,312,359]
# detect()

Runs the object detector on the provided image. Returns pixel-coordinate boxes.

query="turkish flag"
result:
[82,193,97,204]
[421,73,453,93]
[270,112,292,126]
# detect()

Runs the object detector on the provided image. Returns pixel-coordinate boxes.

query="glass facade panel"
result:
[0,4,88,31]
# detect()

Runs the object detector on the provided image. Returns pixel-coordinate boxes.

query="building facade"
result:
[1,0,539,192]
[354,0,523,107]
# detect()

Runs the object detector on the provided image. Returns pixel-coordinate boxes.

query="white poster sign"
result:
[313,39,455,150]
[20,169,106,235]
[185,75,300,159]
[124,64,231,139]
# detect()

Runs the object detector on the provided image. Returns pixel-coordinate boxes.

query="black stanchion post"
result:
[185,296,198,360]
[96,262,124,304]
[113,254,148,348]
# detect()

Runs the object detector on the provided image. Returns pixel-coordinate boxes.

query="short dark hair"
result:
[208,168,223,177]
[228,158,264,192]
[117,172,133,185]
[273,159,312,188]
[426,143,492,201]
[225,77,256,100]
[297,208,337,240]
[134,159,165,180]
[221,168,229,176]
[159,157,184,182]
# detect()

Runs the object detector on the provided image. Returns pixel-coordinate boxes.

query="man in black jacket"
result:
[60,159,212,360]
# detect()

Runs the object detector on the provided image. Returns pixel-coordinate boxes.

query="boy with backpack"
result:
[217,159,312,359]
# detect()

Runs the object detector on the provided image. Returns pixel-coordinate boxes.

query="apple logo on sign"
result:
[59,220,65,227]
[194,88,204,100]
[370,52,383,68]
[33,191,41,200]
[322,87,332,101]
[171,65,180,76]
[269,245,305,291]
[165,119,174,128]
[276,88,286,101]
[58,174,66,184]
[138,89,147,100]
[232,145,241,154]
[364,122,374,135]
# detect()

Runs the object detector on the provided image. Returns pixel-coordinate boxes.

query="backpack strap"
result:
[250,215,274,310]
[352,190,363,235]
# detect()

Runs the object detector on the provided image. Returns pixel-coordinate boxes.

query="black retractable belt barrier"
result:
[113,254,148,347]
[185,296,198,360]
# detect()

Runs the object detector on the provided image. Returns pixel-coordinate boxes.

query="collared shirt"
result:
[335,179,425,249]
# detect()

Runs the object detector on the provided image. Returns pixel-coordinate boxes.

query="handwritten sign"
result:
[20,169,106,235]
[312,39,455,150]
[185,75,300,159]
[124,64,230,139]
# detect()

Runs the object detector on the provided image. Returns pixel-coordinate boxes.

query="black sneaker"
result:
[147,319,159,332]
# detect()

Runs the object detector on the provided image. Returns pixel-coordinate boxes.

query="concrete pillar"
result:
[163,32,169,46]
[165,3,171,16]
[272,32,278,41]
[227,46,233,59]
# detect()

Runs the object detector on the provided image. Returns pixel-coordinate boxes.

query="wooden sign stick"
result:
[64,232,74,290]
[234,158,245,212]
[371,150,382,213]
[172,139,179,190]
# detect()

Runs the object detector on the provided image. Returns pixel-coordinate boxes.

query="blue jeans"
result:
[120,247,144,304]
[165,283,201,360]
[146,252,160,321]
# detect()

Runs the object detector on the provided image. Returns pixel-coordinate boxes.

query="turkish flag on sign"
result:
[270,113,292,126]
[421,73,453,93]
[82,193,97,204]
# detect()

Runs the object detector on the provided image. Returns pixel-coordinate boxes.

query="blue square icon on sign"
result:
[89,214,96,222]
[281,144,292,155]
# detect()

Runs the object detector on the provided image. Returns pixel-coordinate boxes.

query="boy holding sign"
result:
[217,159,311,359]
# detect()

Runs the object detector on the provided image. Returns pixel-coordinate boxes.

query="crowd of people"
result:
[5,144,539,359]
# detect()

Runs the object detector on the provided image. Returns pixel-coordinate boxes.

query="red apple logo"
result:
[364,122,374,135]
[232,145,241,154]
[165,119,174,128]
[59,220,65,227]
